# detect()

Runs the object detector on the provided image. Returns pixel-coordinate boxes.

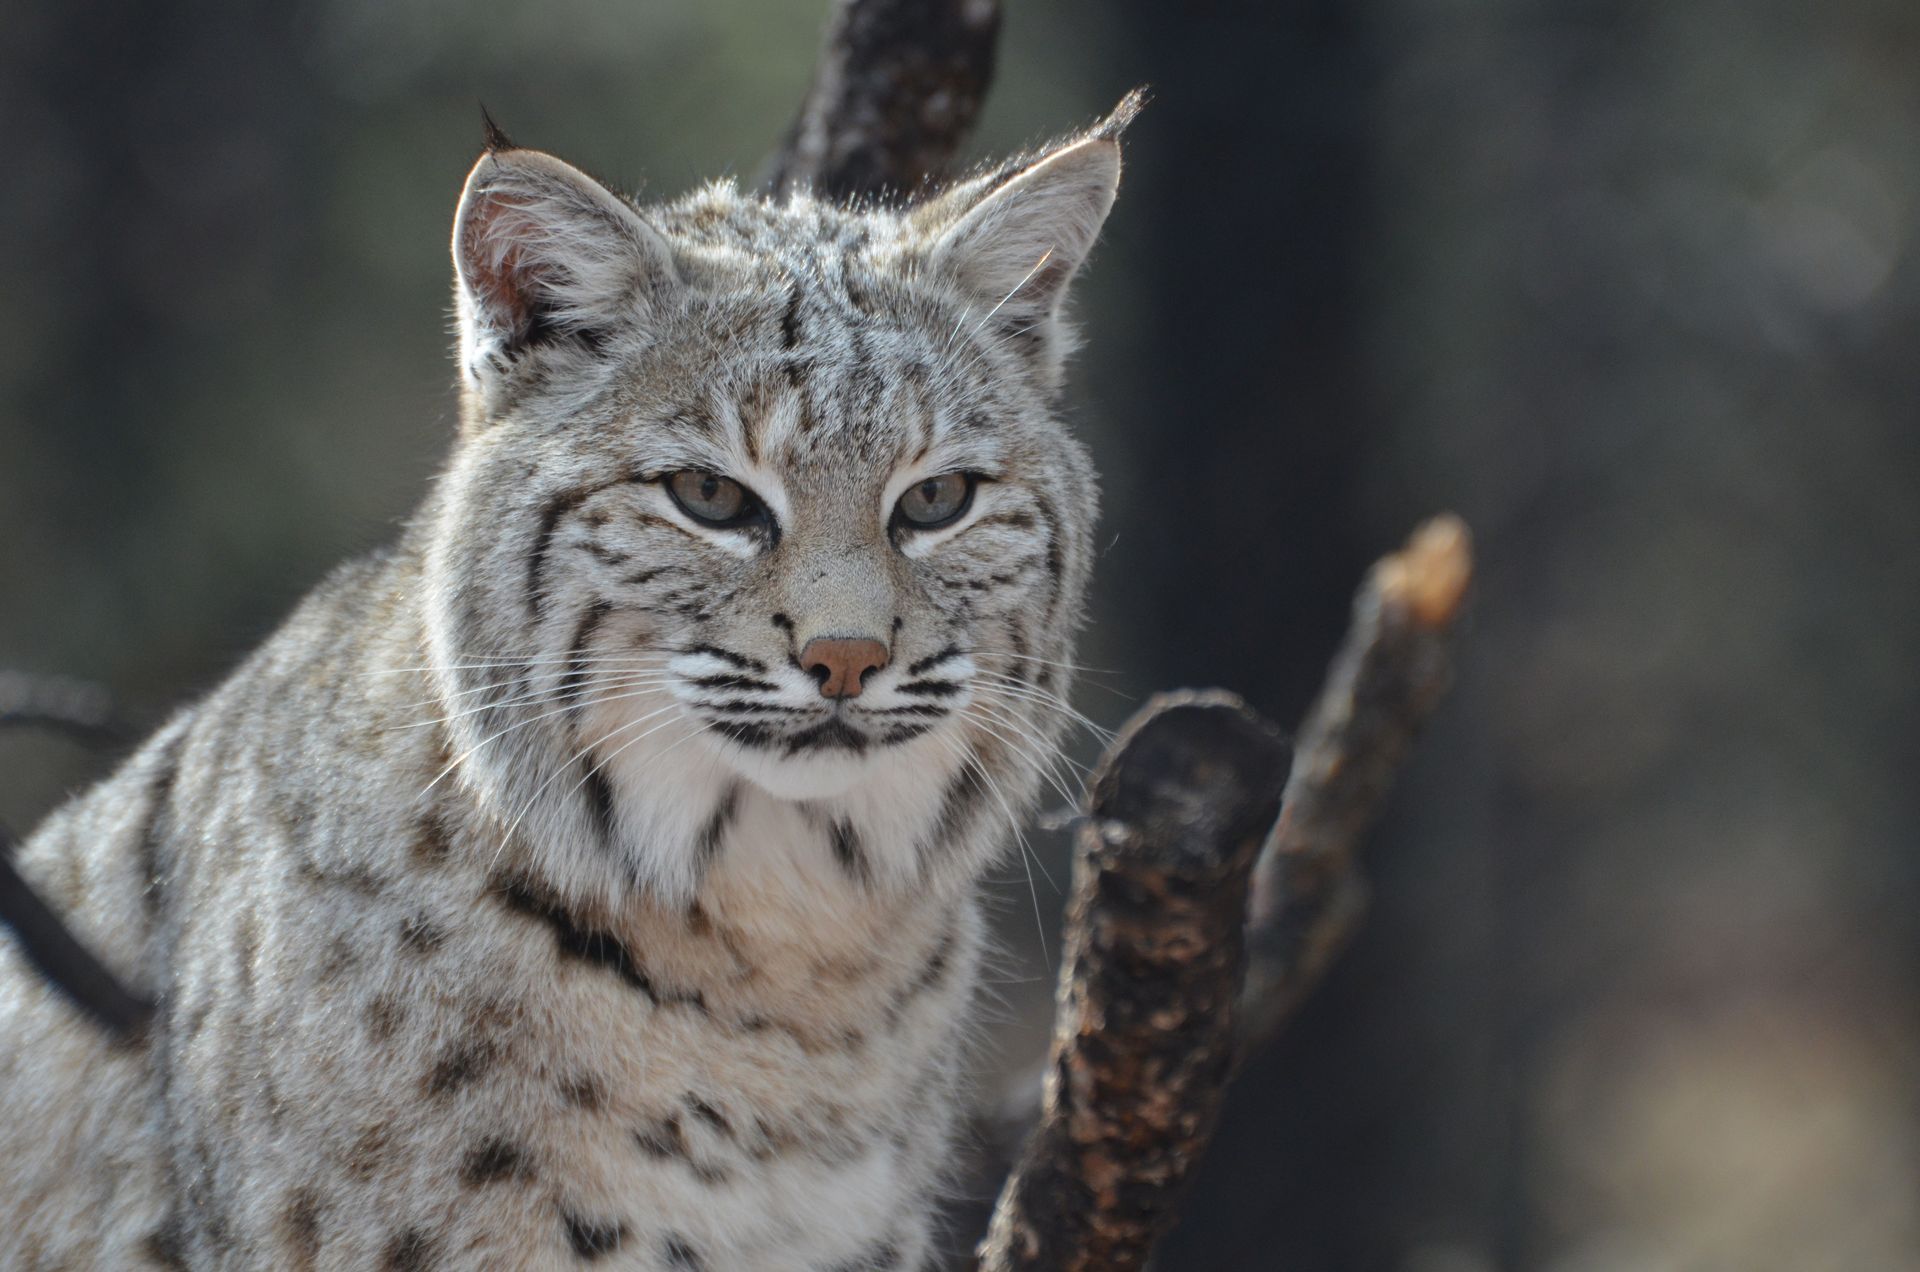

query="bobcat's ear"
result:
[452,146,679,393]
[926,128,1124,384]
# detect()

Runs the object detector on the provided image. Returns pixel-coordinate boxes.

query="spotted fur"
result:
[0,105,1126,1269]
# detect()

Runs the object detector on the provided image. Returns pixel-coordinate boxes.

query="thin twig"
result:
[0,670,146,1032]
[0,822,152,1036]
[0,670,131,749]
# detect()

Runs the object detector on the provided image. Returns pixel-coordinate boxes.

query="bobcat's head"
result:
[425,108,1127,904]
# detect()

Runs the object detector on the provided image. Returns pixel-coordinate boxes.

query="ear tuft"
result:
[1092,87,1150,141]
[452,149,679,397]
[479,104,515,154]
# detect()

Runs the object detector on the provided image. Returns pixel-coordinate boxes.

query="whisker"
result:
[422,682,677,796]
[931,732,1053,962]
[966,690,1096,769]
[970,676,1115,742]
[950,716,1067,887]
[392,674,682,732]
[956,647,1122,680]
[362,652,672,677]
[964,700,1088,811]
[386,656,675,712]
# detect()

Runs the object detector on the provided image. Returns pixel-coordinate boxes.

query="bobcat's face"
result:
[426,131,1119,901]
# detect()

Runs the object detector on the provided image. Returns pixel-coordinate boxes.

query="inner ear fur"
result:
[451,148,679,383]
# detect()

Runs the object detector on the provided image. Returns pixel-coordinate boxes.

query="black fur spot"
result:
[711,719,778,749]
[663,1234,706,1270]
[281,1187,322,1261]
[425,1036,498,1097]
[383,1228,438,1271]
[886,926,958,1028]
[918,757,988,871]
[579,541,630,567]
[634,1112,687,1160]
[781,718,869,756]
[686,1095,731,1136]
[687,673,778,693]
[527,488,598,618]
[409,812,455,867]
[143,1217,190,1269]
[579,765,619,845]
[296,856,386,897]
[563,600,613,694]
[460,1137,531,1186]
[364,994,403,1043]
[398,912,446,956]
[897,679,962,698]
[829,819,870,886]
[694,784,742,869]
[559,1073,606,1110]
[564,1213,625,1259]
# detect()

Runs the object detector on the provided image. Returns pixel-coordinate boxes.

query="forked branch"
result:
[974,517,1474,1269]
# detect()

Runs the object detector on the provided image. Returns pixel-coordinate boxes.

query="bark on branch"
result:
[976,694,1289,1272]
[762,0,1001,202]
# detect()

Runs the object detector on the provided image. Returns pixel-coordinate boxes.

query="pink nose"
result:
[800,637,889,700]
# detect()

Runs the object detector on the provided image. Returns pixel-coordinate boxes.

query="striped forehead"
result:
[710,304,999,456]
[640,199,1015,473]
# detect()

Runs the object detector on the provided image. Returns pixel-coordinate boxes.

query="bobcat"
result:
[0,104,1126,1270]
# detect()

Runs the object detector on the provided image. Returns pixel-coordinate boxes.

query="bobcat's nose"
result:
[800,637,889,700]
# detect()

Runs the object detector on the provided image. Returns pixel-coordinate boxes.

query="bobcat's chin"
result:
[701,713,960,802]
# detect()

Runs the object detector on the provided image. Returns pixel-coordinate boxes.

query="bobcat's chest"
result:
[462,850,981,1269]
[163,775,980,1270]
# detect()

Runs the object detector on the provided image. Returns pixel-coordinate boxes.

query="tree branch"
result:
[0,822,152,1036]
[976,693,1289,1272]
[762,0,1001,202]
[1239,513,1473,1048]
[0,672,145,1032]
[0,670,130,749]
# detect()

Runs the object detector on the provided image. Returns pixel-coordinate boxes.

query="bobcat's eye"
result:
[894,472,975,530]
[666,470,757,527]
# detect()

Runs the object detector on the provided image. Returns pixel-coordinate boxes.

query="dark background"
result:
[4,3,1918,1268]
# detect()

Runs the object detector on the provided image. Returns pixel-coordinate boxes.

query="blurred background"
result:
[3,2,1918,1268]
